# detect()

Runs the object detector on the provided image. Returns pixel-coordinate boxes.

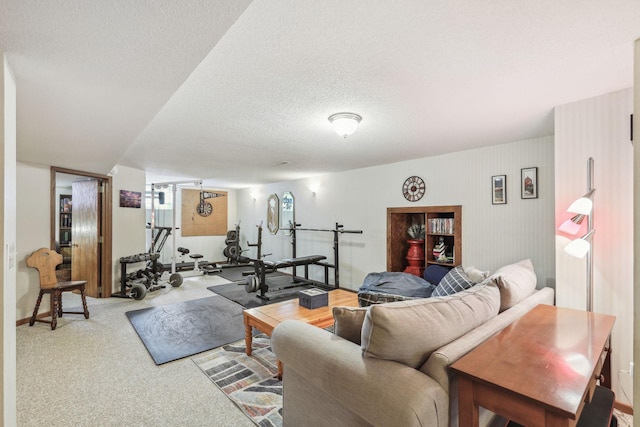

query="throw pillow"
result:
[492,259,537,312]
[333,306,368,345]
[423,264,450,285]
[464,266,490,284]
[431,266,474,296]
[361,279,500,368]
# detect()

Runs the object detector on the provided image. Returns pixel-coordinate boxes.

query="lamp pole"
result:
[586,157,594,312]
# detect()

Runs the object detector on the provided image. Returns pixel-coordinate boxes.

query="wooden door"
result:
[71,180,101,297]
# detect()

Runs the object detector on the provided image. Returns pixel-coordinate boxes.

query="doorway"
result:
[50,166,112,297]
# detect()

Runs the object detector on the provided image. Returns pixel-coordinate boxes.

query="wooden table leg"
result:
[458,376,479,427]
[244,316,253,356]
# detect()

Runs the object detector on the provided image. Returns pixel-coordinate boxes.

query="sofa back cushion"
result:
[360,278,500,369]
[491,259,537,312]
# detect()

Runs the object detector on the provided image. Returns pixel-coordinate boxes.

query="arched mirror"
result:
[280,191,295,234]
[267,194,279,234]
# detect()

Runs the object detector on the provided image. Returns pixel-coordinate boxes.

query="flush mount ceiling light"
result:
[328,112,362,138]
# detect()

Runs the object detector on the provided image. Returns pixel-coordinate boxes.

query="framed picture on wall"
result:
[491,175,506,205]
[119,190,141,208]
[521,167,538,199]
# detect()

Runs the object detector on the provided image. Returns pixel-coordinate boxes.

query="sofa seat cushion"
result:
[492,259,537,312]
[361,278,500,369]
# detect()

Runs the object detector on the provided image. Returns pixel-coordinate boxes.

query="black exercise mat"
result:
[211,265,257,282]
[125,296,245,365]
[208,275,320,308]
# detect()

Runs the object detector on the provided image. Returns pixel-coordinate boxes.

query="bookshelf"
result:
[58,194,72,269]
[387,205,462,272]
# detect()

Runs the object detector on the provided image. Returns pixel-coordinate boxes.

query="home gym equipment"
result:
[116,253,183,300]
[240,255,328,300]
[149,180,223,275]
[246,222,269,260]
[220,222,254,266]
[238,222,363,301]
[290,222,363,287]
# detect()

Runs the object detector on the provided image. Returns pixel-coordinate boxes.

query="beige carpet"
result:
[16,273,255,427]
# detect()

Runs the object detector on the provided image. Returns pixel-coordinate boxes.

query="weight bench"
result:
[263,255,327,279]
[241,255,328,301]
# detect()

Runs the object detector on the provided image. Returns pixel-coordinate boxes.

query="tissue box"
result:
[299,288,329,309]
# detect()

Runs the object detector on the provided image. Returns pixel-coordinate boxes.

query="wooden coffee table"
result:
[243,289,359,377]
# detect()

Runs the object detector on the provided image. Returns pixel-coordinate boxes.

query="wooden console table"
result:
[451,304,615,427]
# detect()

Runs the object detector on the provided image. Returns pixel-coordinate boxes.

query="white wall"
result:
[2,53,17,427]
[236,136,556,292]
[555,88,634,404]
[15,163,52,320]
[111,165,147,294]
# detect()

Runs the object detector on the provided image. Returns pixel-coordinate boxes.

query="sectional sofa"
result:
[271,259,555,427]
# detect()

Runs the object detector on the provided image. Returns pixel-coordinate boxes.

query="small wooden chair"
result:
[25,248,90,330]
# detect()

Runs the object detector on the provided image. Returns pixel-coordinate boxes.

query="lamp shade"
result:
[564,239,591,258]
[563,229,595,259]
[328,112,362,138]
[566,189,595,215]
[558,214,585,235]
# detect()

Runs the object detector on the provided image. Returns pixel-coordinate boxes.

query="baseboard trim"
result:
[15,311,51,327]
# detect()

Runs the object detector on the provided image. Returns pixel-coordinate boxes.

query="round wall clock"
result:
[402,176,426,202]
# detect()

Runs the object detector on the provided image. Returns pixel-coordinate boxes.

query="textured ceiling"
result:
[3,0,640,188]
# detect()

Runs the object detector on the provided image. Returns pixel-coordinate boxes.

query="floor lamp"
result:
[559,157,595,312]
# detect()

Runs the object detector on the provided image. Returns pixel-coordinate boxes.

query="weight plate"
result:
[244,275,259,293]
[227,230,237,241]
[227,244,242,259]
[130,283,147,300]
[169,273,183,287]
[223,246,230,258]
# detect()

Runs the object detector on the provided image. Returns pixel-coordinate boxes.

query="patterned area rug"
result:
[192,334,283,427]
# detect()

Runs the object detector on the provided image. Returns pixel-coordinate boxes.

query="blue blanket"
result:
[358,272,436,298]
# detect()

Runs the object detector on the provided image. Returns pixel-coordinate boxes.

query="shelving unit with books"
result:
[58,194,72,269]
[387,205,461,272]
[425,206,461,267]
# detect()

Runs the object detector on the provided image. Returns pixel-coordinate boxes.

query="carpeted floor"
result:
[192,334,282,427]
[17,273,255,426]
[125,295,246,364]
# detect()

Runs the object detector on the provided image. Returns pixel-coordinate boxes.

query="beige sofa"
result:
[271,259,555,427]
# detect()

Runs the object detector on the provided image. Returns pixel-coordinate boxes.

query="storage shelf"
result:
[387,205,461,274]
[58,194,72,271]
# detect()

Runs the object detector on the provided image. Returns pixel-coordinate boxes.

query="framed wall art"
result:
[521,167,538,199]
[491,175,506,205]
[119,190,141,208]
